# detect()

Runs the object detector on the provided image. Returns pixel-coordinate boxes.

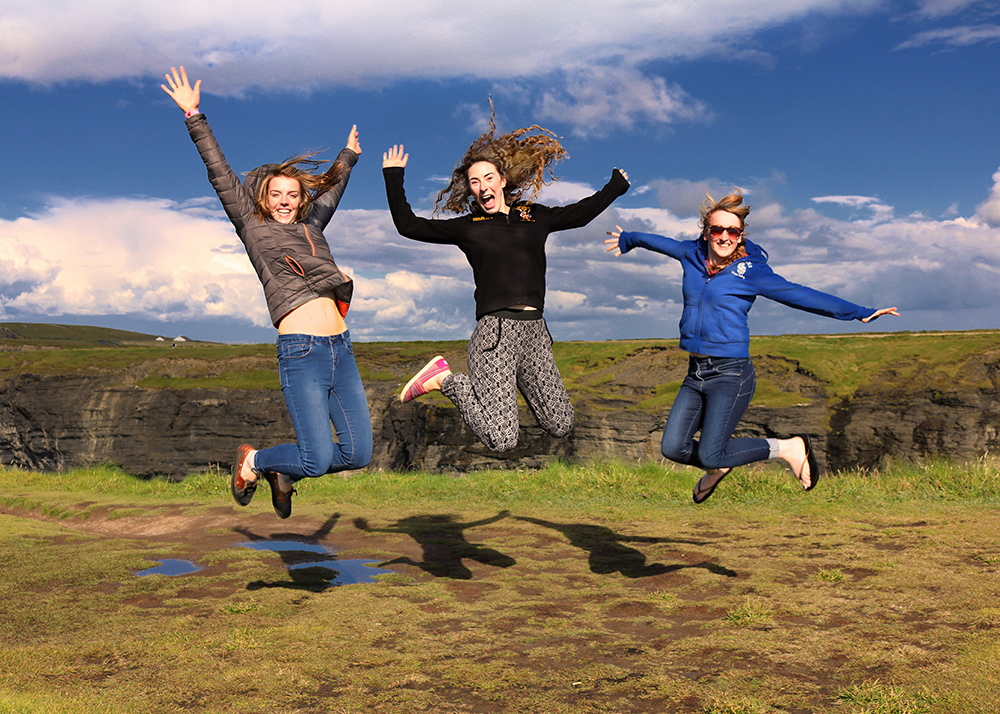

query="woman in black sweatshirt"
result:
[383,107,628,453]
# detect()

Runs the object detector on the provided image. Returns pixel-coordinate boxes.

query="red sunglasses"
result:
[707,225,743,238]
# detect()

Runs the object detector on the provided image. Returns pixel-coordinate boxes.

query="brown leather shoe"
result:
[262,470,295,519]
[230,444,259,507]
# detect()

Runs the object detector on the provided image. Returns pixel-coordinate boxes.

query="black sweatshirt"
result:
[383,167,630,319]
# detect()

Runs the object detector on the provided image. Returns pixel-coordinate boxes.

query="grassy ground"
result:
[2,460,999,713]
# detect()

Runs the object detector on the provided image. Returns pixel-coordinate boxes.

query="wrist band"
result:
[184,108,200,118]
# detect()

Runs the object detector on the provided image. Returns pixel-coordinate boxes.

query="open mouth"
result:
[479,192,496,211]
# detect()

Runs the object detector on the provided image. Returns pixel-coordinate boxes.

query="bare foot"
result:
[693,468,731,504]
[778,437,810,488]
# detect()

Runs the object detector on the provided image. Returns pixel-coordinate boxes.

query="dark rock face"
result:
[1,344,999,476]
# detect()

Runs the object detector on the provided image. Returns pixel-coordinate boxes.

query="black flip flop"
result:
[793,434,821,491]
[693,468,731,504]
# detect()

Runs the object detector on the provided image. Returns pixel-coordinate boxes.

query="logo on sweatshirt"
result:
[731,261,752,279]
[516,206,534,222]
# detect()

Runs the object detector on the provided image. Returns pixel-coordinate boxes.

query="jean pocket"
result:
[278,339,314,360]
[715,359,744,375]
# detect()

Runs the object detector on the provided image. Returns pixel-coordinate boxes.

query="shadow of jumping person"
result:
[354,511,515,580]
[234,513,345,592]
[515,516,736,579]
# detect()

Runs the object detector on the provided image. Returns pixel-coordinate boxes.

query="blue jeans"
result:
[254,332,372,481]
[660,356,771,470]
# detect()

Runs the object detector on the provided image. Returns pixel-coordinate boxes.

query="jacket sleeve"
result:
[755,265,874,321]
[545,169,630,231]
[306,147,359,230]
[185,114,256,233]
[618,231,688,262]
[383,167,464,244]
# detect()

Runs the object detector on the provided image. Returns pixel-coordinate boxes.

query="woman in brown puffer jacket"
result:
[162,66,372,520]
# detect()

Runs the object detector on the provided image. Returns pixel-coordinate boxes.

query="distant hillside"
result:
[0,322,194,346]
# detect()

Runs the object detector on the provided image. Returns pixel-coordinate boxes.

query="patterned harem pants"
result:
[440,314,574,453]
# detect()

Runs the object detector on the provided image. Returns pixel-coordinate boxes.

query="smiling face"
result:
[265,175,303,224]
[705,210,744,265]
[467,161,508,214]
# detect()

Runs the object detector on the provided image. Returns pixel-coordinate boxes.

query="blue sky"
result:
[2,0,999,343]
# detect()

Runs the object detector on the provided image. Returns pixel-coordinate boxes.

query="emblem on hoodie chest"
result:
[730,261,752,279]
[515,206,534,222]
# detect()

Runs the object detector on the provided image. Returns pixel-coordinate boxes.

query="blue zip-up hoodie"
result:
[618,231,874,358]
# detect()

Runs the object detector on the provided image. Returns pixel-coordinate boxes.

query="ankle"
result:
[431,369,453,391]
[243,450,260,482]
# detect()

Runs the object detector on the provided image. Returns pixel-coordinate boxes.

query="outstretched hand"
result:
[382,144,408,169]
[603,225,624,256]
[861,307,900,323]
[161,66,200,115]
[346,125,361,155]
[615,168,630,185]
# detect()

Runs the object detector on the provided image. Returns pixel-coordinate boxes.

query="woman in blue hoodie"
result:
[605,190,897,503]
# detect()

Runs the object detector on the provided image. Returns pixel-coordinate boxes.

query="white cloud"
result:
[975,168,1000,227]
[0,0,899,143]
[812,195,895,223]
[532,66,712,138]
[7,167,1000,343]
[893,24,1000,50]
[909,0,988,20]
[3,1,884,90]
[0,197,268,324]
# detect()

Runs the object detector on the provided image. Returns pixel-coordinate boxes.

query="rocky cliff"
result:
[2,336,999,477]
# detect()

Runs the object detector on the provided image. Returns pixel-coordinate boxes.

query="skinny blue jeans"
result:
[254,332,372,481]
[660,356,771,470]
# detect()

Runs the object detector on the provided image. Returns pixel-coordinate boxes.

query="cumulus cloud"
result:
[7,165,1000,342]
[532,66,711,138]
[2,1,888,87]
[975,167,1000,227]
[2,0,886,147]
[0,197,267,324]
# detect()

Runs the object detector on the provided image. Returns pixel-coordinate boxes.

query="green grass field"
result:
[2,460,999,713]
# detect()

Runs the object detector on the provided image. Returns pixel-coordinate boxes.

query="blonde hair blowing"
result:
[434,98,568,215]
[699,189,750,234]
[252,152,346,223]
[700,189,750,272]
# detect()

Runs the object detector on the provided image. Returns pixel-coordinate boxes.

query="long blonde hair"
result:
[252,152,346,223]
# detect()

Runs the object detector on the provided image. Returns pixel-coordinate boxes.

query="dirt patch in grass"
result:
[2,498,999,713]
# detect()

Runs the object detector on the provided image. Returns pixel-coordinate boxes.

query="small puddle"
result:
[133,540,391,587]
[136,559,202,577]
[239,540,392,586]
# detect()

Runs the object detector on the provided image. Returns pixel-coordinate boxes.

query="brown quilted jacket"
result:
[185,113,356,327]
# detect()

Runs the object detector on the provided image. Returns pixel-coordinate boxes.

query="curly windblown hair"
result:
[434,98,568,215]
[251,152,346,223]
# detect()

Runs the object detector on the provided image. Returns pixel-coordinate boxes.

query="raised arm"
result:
[162,67,255,233]
[382,146,463,244]
[546,168,630,231]
[307,125,362,230]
